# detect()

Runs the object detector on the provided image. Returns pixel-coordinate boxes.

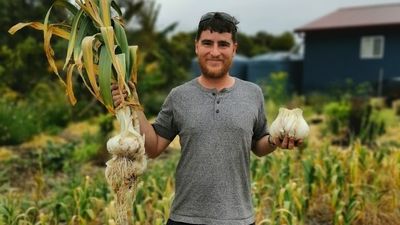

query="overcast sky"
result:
[154,0,398,35]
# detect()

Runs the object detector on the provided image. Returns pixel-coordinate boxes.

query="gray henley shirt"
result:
[152,77,268,225]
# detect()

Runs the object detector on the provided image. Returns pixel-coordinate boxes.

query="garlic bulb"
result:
[105,106,147,225]
[269,107,310,140]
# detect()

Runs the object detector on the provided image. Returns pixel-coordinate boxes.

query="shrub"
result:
[0,99,40,145]
[72,133,102,164]
[323,101,351,135]
[324,97,386,145]
[28,82,72,129]
[262,72,290,106]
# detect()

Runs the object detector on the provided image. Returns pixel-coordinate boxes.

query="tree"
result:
[271,31,295,51]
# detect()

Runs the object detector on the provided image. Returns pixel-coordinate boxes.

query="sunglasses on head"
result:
[199,12,239,25]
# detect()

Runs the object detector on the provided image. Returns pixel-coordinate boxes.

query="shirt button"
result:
[212,93,216,96]
[217,100,220,104]
[216,109,220,113]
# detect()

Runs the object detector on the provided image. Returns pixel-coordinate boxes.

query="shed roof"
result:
[295,3,400,32]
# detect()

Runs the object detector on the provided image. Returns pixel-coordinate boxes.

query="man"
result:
[112,12,301,225]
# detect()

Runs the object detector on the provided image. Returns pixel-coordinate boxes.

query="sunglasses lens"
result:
[200,12,238,25]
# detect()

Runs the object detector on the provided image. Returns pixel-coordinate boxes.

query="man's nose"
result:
[210,44,221,57]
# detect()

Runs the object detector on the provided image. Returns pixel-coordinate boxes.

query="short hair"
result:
[196,12,239,42]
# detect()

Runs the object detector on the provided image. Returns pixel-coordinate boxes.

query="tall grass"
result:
[1,139,399,224]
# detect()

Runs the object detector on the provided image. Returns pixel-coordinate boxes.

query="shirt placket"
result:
[212,92,223,121]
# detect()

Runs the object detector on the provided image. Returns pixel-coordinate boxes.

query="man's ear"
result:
[194,40,199,55]
[233,42,238,55]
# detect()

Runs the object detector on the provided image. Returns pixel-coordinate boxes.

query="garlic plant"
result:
[8,0,146,224]
[269,107,310,140]
[106,107,147,224]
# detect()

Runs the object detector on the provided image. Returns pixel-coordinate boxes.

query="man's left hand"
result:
[273,136,303,150]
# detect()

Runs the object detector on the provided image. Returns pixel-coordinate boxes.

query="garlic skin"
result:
[292,108,310,139]
[106,107,146,159]
[106,133,144,158]
[269,108,286,138]
[269,107,310,140]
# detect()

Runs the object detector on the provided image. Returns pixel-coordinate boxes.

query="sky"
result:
[154,0,398,36]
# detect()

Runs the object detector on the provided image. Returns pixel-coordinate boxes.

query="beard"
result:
[198,58,233,79]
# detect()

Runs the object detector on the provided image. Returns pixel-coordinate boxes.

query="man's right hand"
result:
[111,81,139,108]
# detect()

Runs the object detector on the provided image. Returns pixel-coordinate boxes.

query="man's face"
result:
[195,30,237,79]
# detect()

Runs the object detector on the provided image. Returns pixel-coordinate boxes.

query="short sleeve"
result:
[152,89,179,141]
[252,87,268,143]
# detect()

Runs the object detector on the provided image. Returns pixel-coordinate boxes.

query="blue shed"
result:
[295,3,400,97]
[190,54,248,80]
[247,52,303,92]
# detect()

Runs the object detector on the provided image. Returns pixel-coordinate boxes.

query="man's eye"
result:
[219,42,230,47]
[202,42,212,46]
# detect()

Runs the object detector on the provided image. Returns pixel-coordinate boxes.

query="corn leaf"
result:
[99,0,111,27]
[75,0,103,27]
[77,59,98,99]
[116,53,126,78]
[128,46,138,84]
[43,5,62,77]
[82,36,101,98]
[66,64,77,105]
[100,26,124,86]
[99,45,113,111]
[113,18,130,82]
[115,53,131,98]
[73,15,92,63]
[42,7,68,87]
[44,28,62,79]
[64,9,84,70]
[8,22,70,40]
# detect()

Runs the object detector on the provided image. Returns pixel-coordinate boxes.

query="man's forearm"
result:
[253,135,277,157]
[135,111,165,158]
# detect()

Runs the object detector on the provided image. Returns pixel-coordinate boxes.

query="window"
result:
[360,36,384,59]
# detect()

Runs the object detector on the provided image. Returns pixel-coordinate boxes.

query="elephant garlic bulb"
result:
[105,106,147,225]
[269,107,310,140]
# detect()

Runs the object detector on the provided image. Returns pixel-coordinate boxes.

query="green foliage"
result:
[237,33,257,56]
[0,82,74,145]
[0,37,48,93]
[323,98,386,145]
[40,142,76,172]
[270,32,295,51]
[0,99,40,145]
[28,82,72,129]
[355,105,386,145]
[323,101,351,135]
[236,31,295,56]
[72,132,102,164]
[329,79,374,101]
[263,72,290,106]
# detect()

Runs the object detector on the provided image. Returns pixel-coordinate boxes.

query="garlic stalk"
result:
[105,106,147,225]
[269,107,310,140]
